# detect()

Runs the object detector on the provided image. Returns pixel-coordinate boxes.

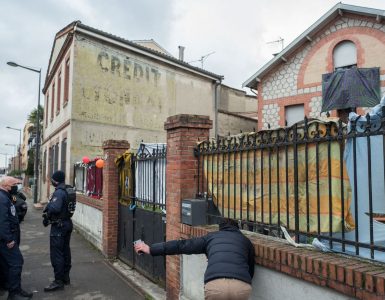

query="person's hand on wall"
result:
[134,241,150,255]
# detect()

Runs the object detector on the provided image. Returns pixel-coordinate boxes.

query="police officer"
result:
[0,176,33,300]
[13,186,28,224]
[43,171,73,292]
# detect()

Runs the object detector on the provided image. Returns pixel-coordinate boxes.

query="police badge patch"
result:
[10,205,16,216]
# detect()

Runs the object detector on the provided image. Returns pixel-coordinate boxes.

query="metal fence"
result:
[119,144,166,211]
[73,162,103,199]
[195,113,385,261]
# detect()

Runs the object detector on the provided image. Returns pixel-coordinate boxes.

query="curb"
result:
[107,260,166,300]
[103,260,153,299]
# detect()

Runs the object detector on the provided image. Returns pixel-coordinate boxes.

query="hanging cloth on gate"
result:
[115,151,134,205]
[343,95,385,244]
[201,119,355,233]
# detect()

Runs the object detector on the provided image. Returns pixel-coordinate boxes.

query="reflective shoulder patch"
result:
[10,205,16,216]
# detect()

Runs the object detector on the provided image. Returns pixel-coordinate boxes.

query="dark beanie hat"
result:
[52,170,65,183]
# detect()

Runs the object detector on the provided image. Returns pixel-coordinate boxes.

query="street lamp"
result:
[6,126,22,172]
[7,61,41,204]
[5,144,16,171]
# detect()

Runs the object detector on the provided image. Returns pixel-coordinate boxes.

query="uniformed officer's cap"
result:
[52,170,65,183]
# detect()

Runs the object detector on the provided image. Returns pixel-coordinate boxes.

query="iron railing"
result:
[195,112,385,261]
[119,144,166,211]
[73,162,103,199]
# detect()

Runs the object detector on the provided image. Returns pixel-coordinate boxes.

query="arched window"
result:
[333,41,357,70]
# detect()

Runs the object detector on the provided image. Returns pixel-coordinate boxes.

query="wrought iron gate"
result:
[117,144,166,285]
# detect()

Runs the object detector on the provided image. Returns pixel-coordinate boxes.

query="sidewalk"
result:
[1,197,146,300]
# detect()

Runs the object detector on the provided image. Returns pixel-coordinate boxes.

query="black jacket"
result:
[46,183,72,236]
[46,183,68,219]
[0,189,20,243]
[13,192,27,222]
[150,225,255,284]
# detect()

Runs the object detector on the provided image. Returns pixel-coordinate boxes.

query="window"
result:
[333,41,357,70]
[333,41,359,121]
[54,143,59,172]
[285,104,304,127]
[51,83,55,122]
[42,150,47,183]
[57,71,61,113]
[64,57,70,104]
[61,139,67,170]
[45,93,49,127]
[49,146,53,176]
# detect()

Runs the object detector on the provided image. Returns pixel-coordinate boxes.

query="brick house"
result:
[243,3,385,130]
[40,21,256,203]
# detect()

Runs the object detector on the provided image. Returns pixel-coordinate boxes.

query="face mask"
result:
[9,185,18,195]
[51,180,58,187]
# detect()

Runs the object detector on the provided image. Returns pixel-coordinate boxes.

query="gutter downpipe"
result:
[214,79,222,139]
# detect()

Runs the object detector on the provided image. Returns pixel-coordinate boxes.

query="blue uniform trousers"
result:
[0,240,23,293]
[50,220,72,282]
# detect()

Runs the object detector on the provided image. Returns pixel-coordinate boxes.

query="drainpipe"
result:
[214,79,222,139]
[249,87,258,130]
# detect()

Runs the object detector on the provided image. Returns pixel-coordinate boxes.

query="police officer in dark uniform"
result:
[12,186,28,224]
[43,171,73,292]
[0,176,33,300]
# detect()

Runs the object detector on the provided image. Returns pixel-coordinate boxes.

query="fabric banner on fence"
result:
[115,151,133,205]
[202,127,355,233]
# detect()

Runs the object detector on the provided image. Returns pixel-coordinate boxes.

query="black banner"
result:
[322,67,380,112]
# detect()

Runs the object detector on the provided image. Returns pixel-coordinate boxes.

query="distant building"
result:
[244,3,385,130]
[21,122,34,171]
[40,21,256,202]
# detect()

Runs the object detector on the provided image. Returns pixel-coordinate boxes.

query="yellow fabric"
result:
[115,151,133,205]
[202,123,355,233]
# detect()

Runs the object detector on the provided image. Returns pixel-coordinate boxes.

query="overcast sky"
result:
[1,0,385,167]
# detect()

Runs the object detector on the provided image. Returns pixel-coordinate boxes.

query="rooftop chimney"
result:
[178,46,185,61]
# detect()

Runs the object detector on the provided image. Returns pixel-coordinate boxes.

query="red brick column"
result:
[164,114,212,300]
[102,140,130,258]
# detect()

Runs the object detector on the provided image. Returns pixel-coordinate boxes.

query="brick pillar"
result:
[164,114,212,300]
[102,139,130,258]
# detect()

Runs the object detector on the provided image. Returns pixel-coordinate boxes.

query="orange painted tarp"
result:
[201,121,355,233]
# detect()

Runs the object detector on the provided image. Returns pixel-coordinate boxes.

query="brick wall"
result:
[102,139,130,258]
[77,193,103,211]
[164,114,212,300]
[181,224,385,300]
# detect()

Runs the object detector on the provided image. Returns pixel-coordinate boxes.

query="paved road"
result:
[1,196,144,300]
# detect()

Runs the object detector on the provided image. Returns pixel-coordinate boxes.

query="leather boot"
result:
[7,289,33,300]
[44,280,64,292]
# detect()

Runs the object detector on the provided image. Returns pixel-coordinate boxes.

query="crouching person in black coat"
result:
[134,219,255,300]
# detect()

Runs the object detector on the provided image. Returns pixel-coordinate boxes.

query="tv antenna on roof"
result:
[189,51,215,69]
[267,37,284,51]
